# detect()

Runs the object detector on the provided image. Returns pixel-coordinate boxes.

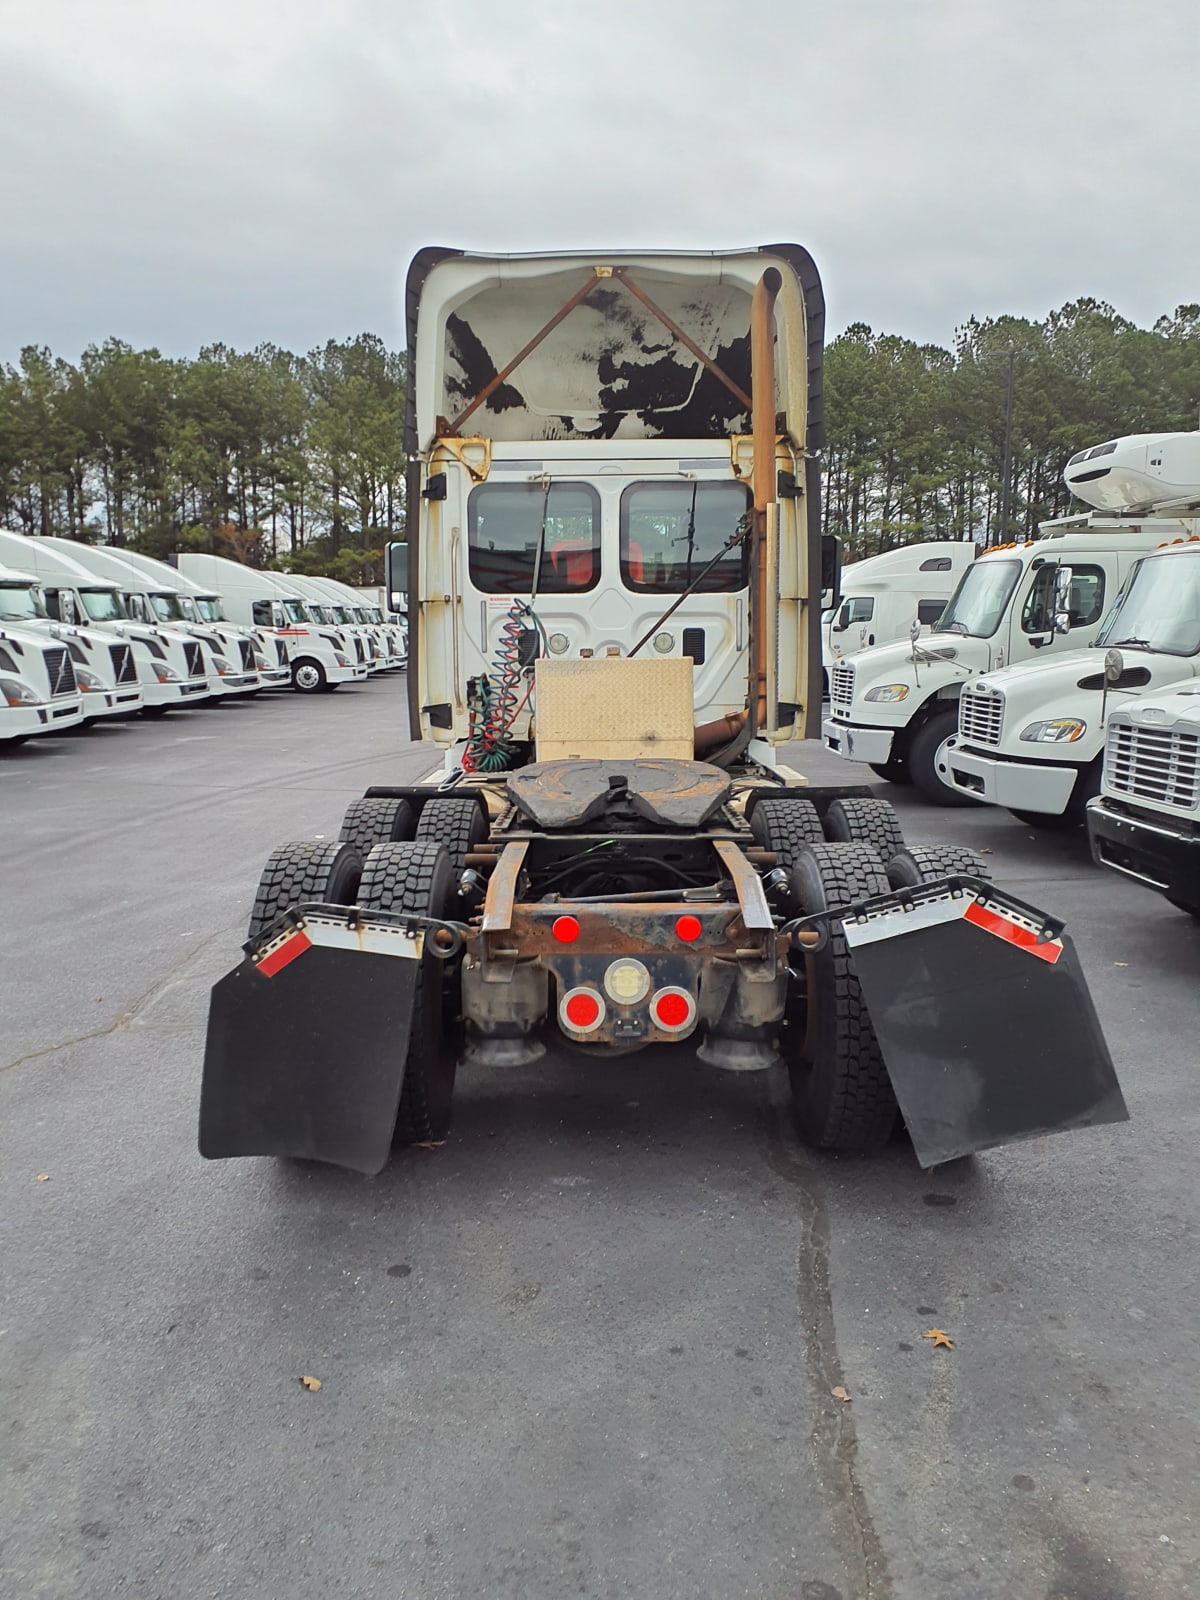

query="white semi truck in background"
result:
[198,243,1125,1181]
[177,553,369,692]
[943,529,1200,825]
[822,540,975,677]
[0,532,207,714]
[823,518,1165,802]
[0,560,144,720]
[108,547,290,694]
[1088,676,1200,920]
[0,614,85,744]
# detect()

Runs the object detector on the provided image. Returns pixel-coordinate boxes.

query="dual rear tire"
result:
[754,795,990,1155]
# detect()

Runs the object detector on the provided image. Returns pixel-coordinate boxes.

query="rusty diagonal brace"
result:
[445,266,752,435]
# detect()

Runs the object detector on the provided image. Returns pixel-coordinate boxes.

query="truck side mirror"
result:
[1053,565,1074,631]
[385,540,408,614]
[820,534,842,610]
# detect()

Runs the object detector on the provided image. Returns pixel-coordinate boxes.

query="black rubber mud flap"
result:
[840,885,1128,1167]
[199,911,423,1175]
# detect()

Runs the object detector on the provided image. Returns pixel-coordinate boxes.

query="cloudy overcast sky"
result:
[3,0,1198,363]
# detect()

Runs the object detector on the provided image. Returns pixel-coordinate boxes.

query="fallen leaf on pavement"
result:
[35,1173,49,1182]
[831,1385,851,1402]
[413,1140,446,1151]
[1113,962,1128,967]
[299,1375,322,1391]
[923,1328,954,1348]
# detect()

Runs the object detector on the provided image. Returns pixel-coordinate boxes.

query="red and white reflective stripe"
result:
[962,900,1062,964]
[255,928,312,977]
[842,892,1062,964]
[252,916,423,977]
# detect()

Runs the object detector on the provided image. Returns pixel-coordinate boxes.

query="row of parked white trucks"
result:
[0,536,407,747]
[823,429,1200,921]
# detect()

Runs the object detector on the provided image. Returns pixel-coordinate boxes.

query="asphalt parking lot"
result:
[2,679,1198,1600]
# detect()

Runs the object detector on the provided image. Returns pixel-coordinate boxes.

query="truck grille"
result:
[43,645,76,697]
[183,641,204,678]
[239,638,255,670]
[109,643,137,684]
[354,637,365,664]
[830,660,855,712]
[1106,721,1200,811]
[959,684,1005,747]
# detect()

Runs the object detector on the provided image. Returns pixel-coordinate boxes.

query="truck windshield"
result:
[937,560,1021,638]
[80,588,127,621]
[282,600,307,624]
[150,593,188,622]
[195,598,225,622]
[1095,557,1200,657]
[620,481,750,593]
[0,584,47,621]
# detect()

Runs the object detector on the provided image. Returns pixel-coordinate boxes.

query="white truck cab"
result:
[176,554,368,692]
[1088,678,1200,919]
[0,532,207,713]
[0,562,144,719]
[823,540,975,678]
[288,575,379,673]
[944,535,1200,824]
[0,619,85,743]
[823,516,1168,802]
[108,547,285,693]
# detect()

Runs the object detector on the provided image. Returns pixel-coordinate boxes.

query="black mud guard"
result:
[838,882,1128,1167]
[199,909,427,1175]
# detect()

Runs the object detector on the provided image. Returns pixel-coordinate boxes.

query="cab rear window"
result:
[620,482,750,593]
[468,482,600,593]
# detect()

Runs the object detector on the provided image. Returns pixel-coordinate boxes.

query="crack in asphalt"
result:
[0,922,237,1075]
[761,1075,895,1600]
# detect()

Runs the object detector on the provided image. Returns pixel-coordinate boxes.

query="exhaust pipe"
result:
[750,268,781,736]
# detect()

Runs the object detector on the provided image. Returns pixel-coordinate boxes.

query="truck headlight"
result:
[153,663,181,683]
[253,651,269,670]
[865,684,909,703]
[334,651,351,667]
[1020,718,1086,744]
[0,677,41,707]
[213,656,233,675]
[75,667,106,692]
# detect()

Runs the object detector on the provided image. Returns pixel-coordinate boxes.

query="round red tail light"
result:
[651,987,695,1033]
[675,914,703,943]
[552,915,581,944]
[560,987,605,1034]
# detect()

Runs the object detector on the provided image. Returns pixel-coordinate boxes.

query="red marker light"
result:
[564,991,601,1029]
[675,914,703,943]
[552,915,581,944]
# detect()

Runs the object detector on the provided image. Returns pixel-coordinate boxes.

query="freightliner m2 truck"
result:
[199,247,1126,1175]
[943,511,1200,826]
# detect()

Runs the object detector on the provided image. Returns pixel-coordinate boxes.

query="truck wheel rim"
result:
[296,665,320,689]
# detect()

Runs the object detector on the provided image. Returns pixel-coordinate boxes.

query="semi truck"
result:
[0,560,144,720]
[823,540,975,675]
[107,546,291,694]
[942,520,1200,825]
[0,532,208,714]
[284,574,380,673]
[822,516,1166,803]
[199,245,1125,1177]
[0,616,85,745]
[177,554,369,693]
[1088,677,1200,919]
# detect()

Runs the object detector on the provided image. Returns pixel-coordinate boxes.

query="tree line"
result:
[824,299,1200,559]
[2,299,1198,578]
[0,334,406,583]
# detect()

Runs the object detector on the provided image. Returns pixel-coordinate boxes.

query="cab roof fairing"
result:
[402,245,825,458]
